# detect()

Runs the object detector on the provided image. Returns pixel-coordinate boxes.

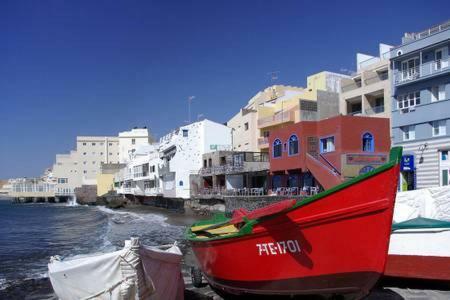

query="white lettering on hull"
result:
[256,240,301,256]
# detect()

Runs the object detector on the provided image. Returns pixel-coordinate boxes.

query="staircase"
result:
[306,153,344,190]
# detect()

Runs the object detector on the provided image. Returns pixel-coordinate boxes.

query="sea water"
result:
[0,199,186,292]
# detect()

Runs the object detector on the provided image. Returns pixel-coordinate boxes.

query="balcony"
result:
[257,109,296,129]
[394,58,450,85]
[364,72,388,86]
[258,137,269,148]
[365,105,385,115]
[341,81,362,93]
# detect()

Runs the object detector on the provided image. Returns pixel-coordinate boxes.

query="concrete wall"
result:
[96,173,115,196]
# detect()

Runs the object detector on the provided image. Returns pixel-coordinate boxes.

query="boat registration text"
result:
[256,240,301,256]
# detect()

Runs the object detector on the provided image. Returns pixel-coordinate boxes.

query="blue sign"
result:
[401,155,415,171]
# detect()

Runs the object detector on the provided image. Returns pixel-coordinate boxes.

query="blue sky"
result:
[0,0,449,178]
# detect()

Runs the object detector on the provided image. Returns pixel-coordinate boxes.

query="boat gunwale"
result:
[186,147,402,242]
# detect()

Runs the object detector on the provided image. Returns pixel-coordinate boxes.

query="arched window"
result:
[288,135,299,155]
[362,132,374,152]
[273,139,282,158]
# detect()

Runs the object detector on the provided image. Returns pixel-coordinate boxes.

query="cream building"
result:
[257,71,349,151]
[339,43,393,139]
[227,85,304,152]
[52,128,151,196]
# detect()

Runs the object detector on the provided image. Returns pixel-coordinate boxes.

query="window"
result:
[100,142,104,146]
[83,170,87,174]
[92,143,96,146]
[131,138,135,145]
[203,160,207,168]
[401,57,419,80]
[432,120,446,137]
[83,161,87,165]
[57,178,68,184]
[398,91,420,112]
[82,142,86,146]
[109,143,112,146]
[273,139,282,158]
[441,150,448,161]
[83,152,86,155]
[288,135,299,155]
[244,122,249,131]
[362,132,374,152]
[320,136,335,153]
[100,152,103,155]
[182,129,188,137]
[109,153,112,155]
[431,85,446,102]
[402,125,415,141]
[92,161,96,164]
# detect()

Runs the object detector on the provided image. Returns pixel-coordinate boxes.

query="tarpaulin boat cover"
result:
[48,238,184,300]
[394,185,450,223]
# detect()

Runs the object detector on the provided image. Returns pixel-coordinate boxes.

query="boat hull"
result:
[386,228,450,281]
[191,164,400,296]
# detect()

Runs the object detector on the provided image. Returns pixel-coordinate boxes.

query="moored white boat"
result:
[48,237,184,300]
[386,217,450,281]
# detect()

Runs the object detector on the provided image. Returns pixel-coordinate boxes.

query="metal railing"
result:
[365,105,385,115]
[405,20,450,41]
[197,187,266,197]
[199,164,244,175]
[394,58,449,84]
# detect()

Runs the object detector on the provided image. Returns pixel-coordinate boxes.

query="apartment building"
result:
[339,44,393,138]
[52,128,151,196]
[115,143,161,197]
[387,20,450,190]
[227,85,304,152]
[196,150,269,196]
[269,115,391,191]
[257,71,349,151]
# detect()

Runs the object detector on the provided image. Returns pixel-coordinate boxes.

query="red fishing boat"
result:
[186,147,402,298]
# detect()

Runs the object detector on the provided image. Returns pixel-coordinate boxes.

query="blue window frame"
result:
[288,135,299,156]
[273,139,282,158]
[320,136,335,153]
[362,132,374,152]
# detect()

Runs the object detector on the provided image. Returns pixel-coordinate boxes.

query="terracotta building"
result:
[268,115,391,192]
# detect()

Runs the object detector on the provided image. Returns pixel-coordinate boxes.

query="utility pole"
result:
[188,96,195,123]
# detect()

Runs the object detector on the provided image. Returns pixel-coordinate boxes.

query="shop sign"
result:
[401,155,415,171]
[346,154,387,165]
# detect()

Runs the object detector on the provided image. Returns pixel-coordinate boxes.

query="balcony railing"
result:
[200,164,245,176]
[364,72,388,85]
[348,110,362,116]
[258,137,269,147]
[394,58,450,84]
[257,109,295,128]
[341,81,362,93]
[365,105,385,115]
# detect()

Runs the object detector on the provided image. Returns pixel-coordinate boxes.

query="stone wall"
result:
[74,185,97,204]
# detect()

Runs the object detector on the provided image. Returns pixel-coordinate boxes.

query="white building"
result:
[118,127,152,164]
[116,143,162,197]
[158,119,232,199]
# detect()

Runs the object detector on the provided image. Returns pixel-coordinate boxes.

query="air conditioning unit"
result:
[401,108,409,114]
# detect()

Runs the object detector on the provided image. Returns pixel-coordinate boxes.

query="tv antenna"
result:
[187,96,195,123]
[267,71,280,83]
